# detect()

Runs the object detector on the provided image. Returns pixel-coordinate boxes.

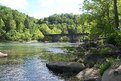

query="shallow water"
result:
[0,42,79,81]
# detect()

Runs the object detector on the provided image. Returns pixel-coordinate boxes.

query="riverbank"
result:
[45,42,121,81]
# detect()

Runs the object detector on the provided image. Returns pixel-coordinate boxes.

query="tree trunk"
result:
[114,0,119,29]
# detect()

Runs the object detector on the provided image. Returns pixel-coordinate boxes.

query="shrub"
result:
[99,47,112,55]
[99,62,111,76]
[106,31,121,46]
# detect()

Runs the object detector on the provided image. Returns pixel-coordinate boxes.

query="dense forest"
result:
[0,5,82,42]
[0,0,121,44]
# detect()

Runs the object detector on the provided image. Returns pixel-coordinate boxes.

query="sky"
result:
[0,0,84,19]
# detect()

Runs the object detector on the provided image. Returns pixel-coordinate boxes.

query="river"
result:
[0,42,79,81]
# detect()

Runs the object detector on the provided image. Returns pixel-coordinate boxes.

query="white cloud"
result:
[35,0,83,18]
[30,12,52,19]
[0,0,28,9]
[39,0,83,8]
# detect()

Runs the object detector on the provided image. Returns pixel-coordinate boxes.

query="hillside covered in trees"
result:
[0,5,82,42]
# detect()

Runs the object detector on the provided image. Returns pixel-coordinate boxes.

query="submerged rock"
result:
[0,52,8,57]
[46,62,85,73]
[76,68,101,81]
[102,63,121,81]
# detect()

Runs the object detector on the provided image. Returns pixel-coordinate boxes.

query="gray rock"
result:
[76,68,101,81]
[0,52,8,57]
[102,64,121,81]
[46,62,85,73]
[84,77,101,81]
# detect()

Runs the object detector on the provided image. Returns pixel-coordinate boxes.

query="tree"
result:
[17,22,24,33]
[6,30,21,41]
[51,27,62,34]
[0,5,86,42]
[39,24,52,34]
[9,19,16,30]
[0,18,6,39]
[24,17,30,29]
[22,28,32,41]
[0,19,5,28]
[114,0,119,29]
[32,29,44,40]
[82,0,116,38]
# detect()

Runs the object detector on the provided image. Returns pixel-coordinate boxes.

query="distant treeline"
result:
[0,5,83,41]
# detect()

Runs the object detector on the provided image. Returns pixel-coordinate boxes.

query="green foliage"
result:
[0,5,85,42]
[3,1,121,42]
[22,28,32,41]
[106,31,121,46]
[32,29,44,40]
[0,19,5,28]
[51,27,62,34]
[99,47,113,55]
[115,30,121,46]
[82,0,121,39]
[99,62,111,76]
[17,22,24,33]
[6,30,21,41]
[40,53,75,62]
[106,33,117,45]
[0,18,6,39]
[95,58,119,76]
[60,36,70,42]
[9,20,16,30]
[39,24,52,34]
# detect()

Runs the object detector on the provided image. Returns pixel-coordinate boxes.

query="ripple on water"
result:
[0,43,79,81]
[0,58,65,81]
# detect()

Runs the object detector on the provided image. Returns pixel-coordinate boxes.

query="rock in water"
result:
[46,62,85,73]
[0,52,8,57]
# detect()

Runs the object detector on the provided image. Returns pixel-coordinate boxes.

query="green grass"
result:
[40,52,76,62]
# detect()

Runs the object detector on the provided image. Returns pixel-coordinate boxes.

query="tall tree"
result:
[114,0,119,29]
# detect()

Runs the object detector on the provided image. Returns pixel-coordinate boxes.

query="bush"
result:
[106,31,121,46]
[106,33,117,45]
[95,58,118,76]
[99,62,111,76]
[99,47,112,55]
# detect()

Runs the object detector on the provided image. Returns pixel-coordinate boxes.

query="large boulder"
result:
[76,68,101,81]
[46,62,85,73]
[102,63,121,81]
[0,52,8,57]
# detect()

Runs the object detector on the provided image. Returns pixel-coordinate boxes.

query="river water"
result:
[0,42,79,81]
